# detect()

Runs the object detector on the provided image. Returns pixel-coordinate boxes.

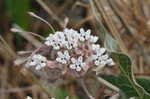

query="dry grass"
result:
[0,0,149,99]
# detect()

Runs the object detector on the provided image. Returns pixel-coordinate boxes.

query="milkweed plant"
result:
[12,13,150,99]
[25,28,114,75]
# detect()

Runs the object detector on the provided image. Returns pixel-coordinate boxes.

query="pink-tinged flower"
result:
[91,45,114,66]
[79,28,91,42]
[25,28,115,78]
[26,54,47,70]
[69,56,86,72]
[56,50,70,64]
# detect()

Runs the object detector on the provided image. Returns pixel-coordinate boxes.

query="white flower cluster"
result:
[91,44,115,66]
[45,28,98,50]
[79,28,98,43]
[56,50,70,64]
[44,28,114,72]
[45,29,79,50]
[26,28,115,72]
[70,56,86,72]
[27,54,47,70]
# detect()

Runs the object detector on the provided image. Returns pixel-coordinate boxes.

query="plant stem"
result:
[96,76,120,92]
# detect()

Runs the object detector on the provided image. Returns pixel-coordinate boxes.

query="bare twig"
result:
[11,25,42,48]
[28,12,55,33]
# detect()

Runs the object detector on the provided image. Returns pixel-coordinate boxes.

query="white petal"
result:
[57,51,63,57]
[92,44,100,50]
[107,58,115,66]
[53,45,60,50]
[42,57,47,62]
[64,50,70,60]
[26,96,32,99]
[62,60,67,64]
[98,48,106,55]
[35,65,41,70]
[90,36,98,43]
[32,55,38,59]
[76,66,81,72]
[78,56,83,62]
[85,30,91,40]
[56,58,62,62]
[91,55,98,60]
[110,61,115,65]
[29,61,36,66]
[80,28,84,33]
[71,58,76,63]
[41,63,46,67]
[101,54,109,60]
[87,29,91,35]
[81,63,86,67]
[79,37,85,42]
[69,64,76,69]
[100,61,107,66]
[95,60,100,66]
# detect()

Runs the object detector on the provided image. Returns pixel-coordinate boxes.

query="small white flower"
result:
[27,54,47,70]
[64,29,79,49]
[45,34,54,46]
[56,31,65,39]
[69,56,86,72]
[106,58,115,66]
[89,36,98,43]
[66,39,78,49]
[56,50,70,64]
[45,35,60,50]
[95,48,106,56]
[92,44,100,50]
[26,96,32,99]
[94,54,109,66]
[45,32,67,50]
[92,47,106,60]
[91,48,114,66]
[79,28,91,42]
[64,29,79,41]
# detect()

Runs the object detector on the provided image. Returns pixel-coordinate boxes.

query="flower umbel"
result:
[56,50,70,64]
[91,46,114,66]
[26,54,47,70]
[26,28,115,77]
[69,56,86,72]
[79,28,91,42]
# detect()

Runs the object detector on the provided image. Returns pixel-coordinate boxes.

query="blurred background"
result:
[0,0,150,99]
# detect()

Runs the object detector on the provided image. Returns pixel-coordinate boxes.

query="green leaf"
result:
[5,0,30,29]
[137,78,150,94]
[110,53,150,98]
[100,75,150,99]
[104,33,118,52]
[5,0,30,50]
[112,53,131,77]
[101,75,138,98]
